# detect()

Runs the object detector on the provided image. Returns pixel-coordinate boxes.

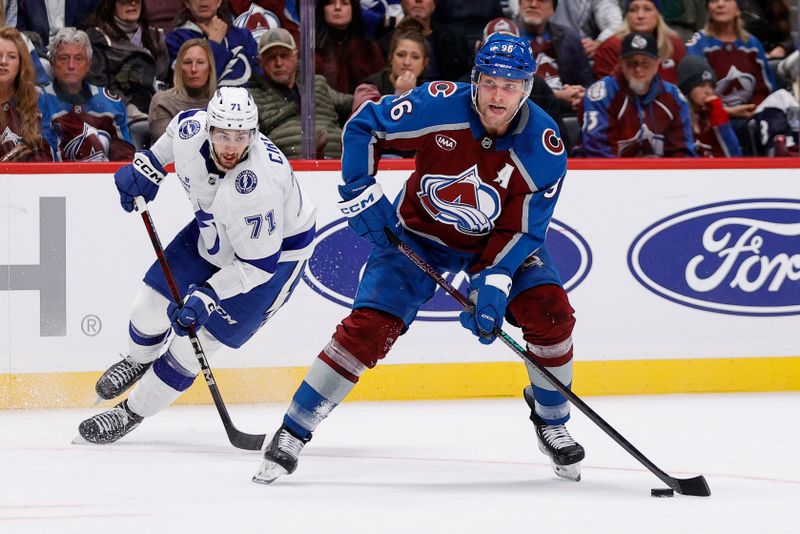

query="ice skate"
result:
[252,425,310,485]
[78,400,144,444]
[524,386,584,482]
[95,355,152,401]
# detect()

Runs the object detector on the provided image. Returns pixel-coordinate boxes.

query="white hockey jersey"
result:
[149,109,316,300]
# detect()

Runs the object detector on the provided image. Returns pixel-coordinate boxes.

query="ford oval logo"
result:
[628,199,800,316]
[302,218,592,320]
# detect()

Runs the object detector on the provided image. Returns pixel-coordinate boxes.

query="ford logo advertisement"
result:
[628,199,800,316]
[302,218,592,320]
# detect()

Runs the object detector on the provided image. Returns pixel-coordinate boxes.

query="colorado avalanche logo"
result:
[235,170,258,194]
[179,119,201,139]
[0,126,23,156]
[542,128,564,156]
[233,4,280,41]
[418,165,501,235]
[63,122,111,162]
[716,65,756,107]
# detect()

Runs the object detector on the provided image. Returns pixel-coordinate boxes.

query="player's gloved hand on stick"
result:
[338,176,400,248]
[167,284,220,336]
[114,150,166,212]
[459,269,512,345]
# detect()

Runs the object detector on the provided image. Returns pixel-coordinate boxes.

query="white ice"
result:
[1,392,798,534]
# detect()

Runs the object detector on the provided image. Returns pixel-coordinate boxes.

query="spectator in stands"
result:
[378,0,472,82]
[353,17,428,109]
[145,0,185,31]
[361,0,404,39]
[739,0,794,59]
[148,38,217,140]
[430,0,504,51]
[249,28,354,158]
[13,0,101,46]
[0,26,53,161]
[516,0,594,113]
[38,27,135,161]
[678,55,742,156]
[593,0,686,84]
[550,0,624,59]
[85,0,169,149]
[662,0,707,41]
[0,5,51,85]
[167,0,260,87]
[316,0,385,94]
[579,32,694,157]
[228,0,301,45]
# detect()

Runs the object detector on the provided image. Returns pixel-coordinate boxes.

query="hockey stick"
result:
[134,197,266,451]
[384,229,711,497]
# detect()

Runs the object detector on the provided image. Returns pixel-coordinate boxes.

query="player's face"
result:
[210,128,252,169]
[52,42,91,94]
[0,38,21,87]
[260,46,298,87]
[626,0,659,33]
[475,74,527,136]
[621,54,659,95]
[324,0,352,30]
[115,0,142,23]
[707,0,740,24]
[390,39,426,80]
[184,0,221,23]
[519,0,554,26]
[181,45,211,90]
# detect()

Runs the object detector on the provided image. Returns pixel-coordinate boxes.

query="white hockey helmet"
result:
[206,87,259,134]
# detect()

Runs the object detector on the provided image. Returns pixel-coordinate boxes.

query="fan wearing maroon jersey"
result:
[254,33,585,485]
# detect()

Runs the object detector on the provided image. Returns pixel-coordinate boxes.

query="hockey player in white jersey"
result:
[78,87,316,444]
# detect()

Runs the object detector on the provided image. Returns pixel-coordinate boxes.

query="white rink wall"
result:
[1,160,799,406]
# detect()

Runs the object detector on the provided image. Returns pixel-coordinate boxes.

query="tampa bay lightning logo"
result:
[628,199,800,316]
[235,170,258,194]
[179,119,201,139]
[418,165,501,235]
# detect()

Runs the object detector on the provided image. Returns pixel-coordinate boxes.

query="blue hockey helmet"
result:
[471,34,536,117]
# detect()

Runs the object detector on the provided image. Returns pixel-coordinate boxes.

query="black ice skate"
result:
[252,425,310,485]
[95,355,152,400]
[78,400,144,444]
[524,385,585,482]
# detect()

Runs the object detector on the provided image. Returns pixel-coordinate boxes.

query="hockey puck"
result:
[651,488,675,498]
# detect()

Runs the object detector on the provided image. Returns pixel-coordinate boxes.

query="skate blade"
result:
[551,459,581,482]
[71,434,89,445]
[252,460,288,485]
[93,395,104,406]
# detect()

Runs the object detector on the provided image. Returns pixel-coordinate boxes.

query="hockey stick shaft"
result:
[385,229,710,496]
[134,197,265,451]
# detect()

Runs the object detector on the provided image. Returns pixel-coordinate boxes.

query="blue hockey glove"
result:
[167,284,220,337]
[338,176,400,248]
[114,150,166,212]
[459,269,512,345]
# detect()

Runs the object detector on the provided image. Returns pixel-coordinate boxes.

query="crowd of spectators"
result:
[0,0,797,162]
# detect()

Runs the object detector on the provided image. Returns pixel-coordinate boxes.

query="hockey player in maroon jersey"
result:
[254,33,585,485]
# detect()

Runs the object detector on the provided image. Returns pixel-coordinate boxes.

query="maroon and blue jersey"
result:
[580,71,695,158]
[686,31,776,107]
[38,83,135,162]
[342,81,567,277]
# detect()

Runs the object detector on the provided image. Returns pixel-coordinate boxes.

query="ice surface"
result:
[1,392,798,533]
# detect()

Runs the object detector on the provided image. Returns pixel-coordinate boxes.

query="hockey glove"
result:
[114,150,166,212]
[338,176,400,249]
[459,269,512,345]
[167,284,220,337]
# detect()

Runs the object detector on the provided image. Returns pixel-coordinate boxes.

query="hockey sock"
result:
[283,340,367,439]
[127,349,196,417]
[128,322,170,363]
[524,336,573,425]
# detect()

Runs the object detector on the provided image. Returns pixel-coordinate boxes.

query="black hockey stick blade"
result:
[385,228,711,497]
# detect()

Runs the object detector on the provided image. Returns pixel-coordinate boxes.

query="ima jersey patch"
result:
[235,169,258,194]
[417,164,501,236]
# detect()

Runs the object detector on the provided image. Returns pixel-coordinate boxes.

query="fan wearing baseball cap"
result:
[579,32,695,158]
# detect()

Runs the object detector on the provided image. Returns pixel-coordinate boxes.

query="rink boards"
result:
[1,159,799,409]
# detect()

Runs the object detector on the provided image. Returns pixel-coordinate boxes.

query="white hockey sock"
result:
[126,366,185,418]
